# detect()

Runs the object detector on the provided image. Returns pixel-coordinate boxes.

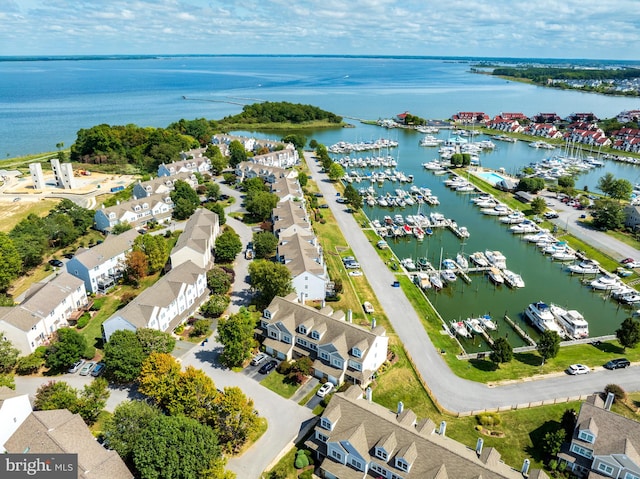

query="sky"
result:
[1,0,639,60]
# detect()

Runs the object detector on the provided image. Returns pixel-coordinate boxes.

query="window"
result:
[597,462,614,475]
[320,418,332,430]
[371,464,387,477]
[299,325,306,334]
[330,449,342,461]
[624,473,640,479]
[376,449,388,461]
[578,430,595,443]
[350,458,363,470]
[311,331,320,340]
[269,330,278,339]
[332,358,342,368]
[283,335,291,344]
[570,443,593,459]
[352,347,362,358]
[396,459,409,472]
[320,351,329,361]
[316,432,328,443]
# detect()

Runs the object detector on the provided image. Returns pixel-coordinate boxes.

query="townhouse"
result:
[532,113,563,124]
[624,205,640,230]
[132,171,198,199]
[102,260,208,342]
[559,393,640,478]
[271,176,304,203]
[5,409,133,478]
[277,232,328,301]
[272,200,312,238]
[258,294,388,386]
[94,193,174,232]
[157,150,211,177]
[523,123,564,139]
[0,273,88,354]
[451,111,490,124]
[66,228,139,293]
[306,386,548,479]
[170,208,220,269]
[0,387,32,453]
[486,116,525,134]
[212,134,298,168]
[235,161,299,184]
[611,128,640,153]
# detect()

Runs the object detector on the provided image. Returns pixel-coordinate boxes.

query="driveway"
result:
[305,151,640,413]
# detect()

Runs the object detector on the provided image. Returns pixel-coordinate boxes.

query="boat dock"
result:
[503,314,536,346]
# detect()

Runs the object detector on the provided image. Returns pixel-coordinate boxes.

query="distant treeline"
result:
[70,102,341,171]
[492,66,640,82]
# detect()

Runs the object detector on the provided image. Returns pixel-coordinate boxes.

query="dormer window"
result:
[142,203,149,210]
[134,205,141,212]
[108,212,116,219]
[311,330,320,340]
[352,347,362,358]
[320,417,333,431]
[396,458,409,472]
[298,325,306,334]
[264,310,271,319]
[375,448,388,461]
[578,430,595,443]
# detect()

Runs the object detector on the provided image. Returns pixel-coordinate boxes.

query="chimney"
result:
[347,309,352,323]
[439,421,446,436]
[365,387,372,403]
[475,438,484,456]
[521,458,530,476]
[397,401,404,414]
[371,318,377,329]
[604,392,615,411]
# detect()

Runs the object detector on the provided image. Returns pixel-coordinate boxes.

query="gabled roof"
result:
[72,228,139,269]
[5,410,133,479]
[171,208,219,258]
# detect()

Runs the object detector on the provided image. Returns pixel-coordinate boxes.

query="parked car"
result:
[79,361,96,376]
[621,258,636,264]
[625,261,640,269]
[349,270,363,277]
[91,362,105,377]
[318,204,329,209]
[342,256,355,264]
[251,352,268,366]
[604,358,631,370]
[316,382,335,398]
[314,193,324,197]
[49,259,64,267]
[258,360,277,375]
[345,261,360,269]
[567,364,589,375]
[68,359,85,374]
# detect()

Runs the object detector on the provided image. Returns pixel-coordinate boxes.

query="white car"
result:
[251,353,268,366]
[349,270,363,277]
[626,261,640,269]
[316,382,335,398]
[567,364,590,375]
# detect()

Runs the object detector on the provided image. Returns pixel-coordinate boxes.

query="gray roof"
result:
[278,232,324,277]
[310,387,547,479]
[273,201,309,232]
[171,208,219,257]
[135,171,195,194]
[99,193,172,220]
[72,228,139,269]
[5,410,133,479]
[271,177,302,200]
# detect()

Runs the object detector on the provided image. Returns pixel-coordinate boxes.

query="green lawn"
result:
[259,371,300,399]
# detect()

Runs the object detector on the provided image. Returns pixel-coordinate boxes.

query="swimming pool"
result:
[476,171,507,186]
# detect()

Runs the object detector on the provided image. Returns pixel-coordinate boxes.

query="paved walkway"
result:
[305,151,640,413]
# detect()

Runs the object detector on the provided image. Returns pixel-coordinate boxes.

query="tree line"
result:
[492,66,640,82]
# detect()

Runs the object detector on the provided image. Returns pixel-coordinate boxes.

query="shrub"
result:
[299,470,313,479]
[15,348,46,375]
[120,291,137,305]
[476,412,501,427]
[294,450,309,469]
[190,319,212,338]
[200,294,230,318]
[76,312,90,329]
[605,384,626,403]
[90,297,106,311]
[277,360,293,375]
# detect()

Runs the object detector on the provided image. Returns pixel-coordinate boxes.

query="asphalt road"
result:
[305,151,640,413]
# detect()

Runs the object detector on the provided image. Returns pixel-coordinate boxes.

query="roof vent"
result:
[439,420,446,436]
[604,392,615,411]
[521,458,530,476]
[365,387,372,403]
[476,438,484,456]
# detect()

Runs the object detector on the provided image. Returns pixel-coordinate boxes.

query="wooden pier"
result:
[503,314,536,346]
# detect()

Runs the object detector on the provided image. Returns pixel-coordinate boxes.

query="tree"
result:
[190,319,212,337]
[207,266,233,294]
[75,377,110,425]
[112,222,133,235]
[216,308,256,368]
[530,197,546,215]
[124,250,148,286]
[212,386,260,454]
[248,260,294,308]
[516,177,546,193]
[45,328,88,372]
[327,163,344,181]
[281,134,306,149]
[297,171,308,188]
[557,175,575,189]
[204,201,226,225]
[206,145,228,175]
[204,182,221,201]
[597,172,616,196]
[138,353,182,410]
[136,328,176,355]
[0,232,22,291]
[103,400,162,463]
[609,178,633,201]
[103,329,146,383]
[343,184,363,210]
[134,234,169,273]
[616,317,640,351]
[253,231,278,259]
[542,429,565,457]
[242,176,267,193]
[592,198,625,231]
[536,330,561,365]
[171,366,219,422]
[228,140,247,168]
[131,414,221,479]
[605,383,627,403]
[170,180,200,220]
[489,337,513,366]
[245,190,278,221]
[34,380,79,412]
[0,334,19,373]
[200,294,230,318]
[214,227,243,263]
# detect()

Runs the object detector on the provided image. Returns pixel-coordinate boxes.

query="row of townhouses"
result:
[101,208,219,342]
[0,387,133,478]
[213,134,300,169]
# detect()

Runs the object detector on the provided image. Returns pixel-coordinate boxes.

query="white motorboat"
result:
[441,269,457,283]
[590,275,623,291]
[552,250,577,262]
[470,251,489,267]
[451,320,471,338]
[413,272,432,291]
[464,317,484,335]
[478,314,497,331]
[550,304,589,339]
[488,267,504,284]
[567,259,600,274]
[500,212,526,224]
[502,269,525,288]
[430,274,444,290]
[456,253,469,270]
[524,301,565,336]
[481,204,511,216]
[485,250,507,269]
[510,221,538,234]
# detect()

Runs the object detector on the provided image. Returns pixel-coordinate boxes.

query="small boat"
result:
[457,226,470,238]
[401,258,417,271]
[456,253,468,270]
[478,314,497,331]
[568,260,600,275]
[440,269,457,283]
[552,250,577,262]
[464,317,484,335]
[550,304,589,339]
[510,221,538,234]
[430,274,444,290]
[500,212,525,224]
[417,257,431,269]
[470,251,489,267]
[425,227,433,236]
[616,267,633,277]
[502,269,525,288]
[619,292,640,304]
[442,258,457,270]
[488,267,504,284]
[413,272,431,290]
[451,320,471,338]
[590,275,623,291]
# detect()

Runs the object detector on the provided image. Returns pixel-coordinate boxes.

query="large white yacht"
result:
[524,301,564,336]
[550,305,589,339]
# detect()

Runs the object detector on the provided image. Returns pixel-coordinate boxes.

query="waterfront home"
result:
[272,200,312,238]
[157,150,211,177]
[212,134,298,166]
[616,109,640,123]
[270,176,304,203]
[564,122,611,147]
[132,172,197,199]
[624,205,640,230]
[611,127,640,153]
[66,228,138,294]
[258,294,389,386]
[5,409,133,478]
[277,232,328,301]
[94,193,173,232]
[559,393,640,478]
[487,116,525,133]
[566,112,599,123]
[524,123,564,139]
[533,112,563,124]
[235,161,298,184]
[451,111,490,124]
[305,386,548,479]
[0,273,88,355]
[499,112,529,121]
[250,147,299,169]
[0,387,32,453]
[170,208,219,269]
[102,260,208,342]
